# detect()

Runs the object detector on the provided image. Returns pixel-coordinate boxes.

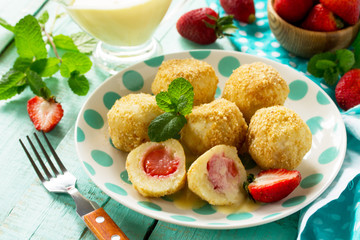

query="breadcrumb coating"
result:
[107,93,163,152]
[181,98,248,155]
[247,106,312,170]
[222,62,289,123]
[151,58,219,106]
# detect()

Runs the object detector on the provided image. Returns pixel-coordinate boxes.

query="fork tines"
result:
[19,132,67,182]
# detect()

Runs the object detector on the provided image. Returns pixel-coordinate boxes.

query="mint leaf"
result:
[70,32,98,54]
[353,44,360,69]
[336,49,355,74]
[38,11,49,25]
[13,57,33,72]
[148,112,187,142]
[53,34,79,51]
[315,60,336,70]
[0,69,26,99]
[0,17,15,32]
[14,15,47,59]
[68,71,89,96]
[60,52,92,78]
[26,70,51,99]
[30,57,60,77]
[167,78,194,115]
[307,52,336,78]
[156,91,177,112]
[323,67,340,85]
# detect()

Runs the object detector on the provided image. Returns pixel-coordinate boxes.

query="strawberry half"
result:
[335,69,360,110]
[301,4,343,32]
[320,0,360,25]
[27,96,64,132]
[244,169,301,203]
[176,7,236,45]
[220,0,256,24]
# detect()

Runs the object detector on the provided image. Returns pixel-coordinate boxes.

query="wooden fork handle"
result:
[83,207,129,240]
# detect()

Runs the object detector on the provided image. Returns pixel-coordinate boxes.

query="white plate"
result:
[75,50,346,229]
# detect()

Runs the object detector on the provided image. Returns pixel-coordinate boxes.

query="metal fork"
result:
[19,132,129,240]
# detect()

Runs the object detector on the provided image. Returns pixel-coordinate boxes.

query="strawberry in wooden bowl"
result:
[268,0,360,58]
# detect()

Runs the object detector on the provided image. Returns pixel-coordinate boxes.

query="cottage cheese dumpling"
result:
[222,62,289,123]
[107,93,163,152]
[181,98,248,156]
[151,58,219,106]
[187,145,247,205]
[247,106,312,170]
[126,139,186,197]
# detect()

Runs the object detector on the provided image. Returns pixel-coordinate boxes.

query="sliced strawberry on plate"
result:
[176,7,236,45]
[244,169,301,203]
[27,96,64,132]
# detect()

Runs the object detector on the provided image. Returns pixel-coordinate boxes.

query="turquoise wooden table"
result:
[0,0,301,239]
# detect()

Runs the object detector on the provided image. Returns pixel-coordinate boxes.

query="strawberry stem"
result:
[204,14,237,39]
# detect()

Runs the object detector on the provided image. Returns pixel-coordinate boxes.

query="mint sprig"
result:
[0,12,97,101]
[148,78,194,142]
[307,32,360,85]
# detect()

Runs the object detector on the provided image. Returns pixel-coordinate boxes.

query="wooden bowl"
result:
[268,0,360,58]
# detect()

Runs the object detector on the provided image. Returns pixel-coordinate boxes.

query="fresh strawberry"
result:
[220,0,256,24]
[301,4,343,32]
[27,96,64,132]
[244,169,301,203]
[335,69,360,110]
[320,0,360,25]
[176,8,236,45]
[274,0,313,23]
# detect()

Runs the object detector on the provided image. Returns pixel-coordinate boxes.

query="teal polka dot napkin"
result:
[205,0,360,239]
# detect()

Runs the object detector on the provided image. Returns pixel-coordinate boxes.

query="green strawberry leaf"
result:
[68,70,89,96]
[70,32,98,54]
[30,58,60,77]
[60,52,92,78]
[336,49,355,74]
[14,15,47,59]
[53,34,79,52]
[148,112,187,142]
[25,70,51,99]
[353,44,360,69]
[0,17,15,32]
[307,52,336,78]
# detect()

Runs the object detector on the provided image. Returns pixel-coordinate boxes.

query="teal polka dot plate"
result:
[74,50,346,229]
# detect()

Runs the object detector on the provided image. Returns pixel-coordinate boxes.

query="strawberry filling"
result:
[207,154,239,192]
[143,146,179,177]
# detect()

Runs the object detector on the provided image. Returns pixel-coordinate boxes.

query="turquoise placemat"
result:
[205,0,360,239]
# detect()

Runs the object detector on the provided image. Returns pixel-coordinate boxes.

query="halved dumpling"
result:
[126,139,186,197]
[187,145,247,205]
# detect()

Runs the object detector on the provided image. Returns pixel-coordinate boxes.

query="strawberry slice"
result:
[143,146,179,177]
[244,169,301,203]
[27,96,64,132]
